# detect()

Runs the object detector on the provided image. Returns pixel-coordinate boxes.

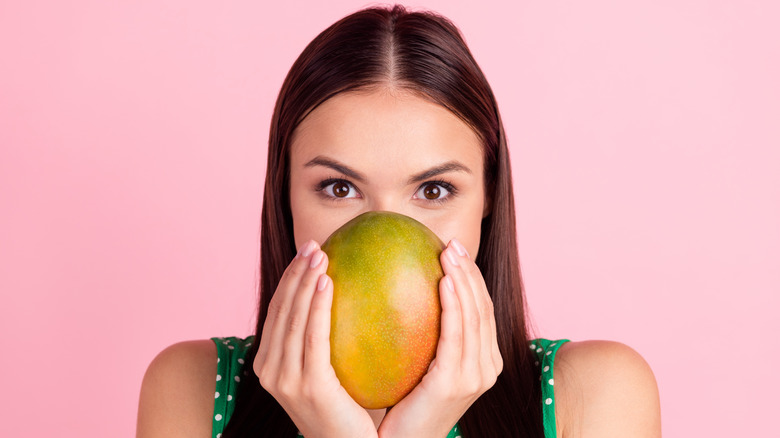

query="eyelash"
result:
[315,177,458,205]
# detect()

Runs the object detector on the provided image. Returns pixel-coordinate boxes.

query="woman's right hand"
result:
[254,240,378,438]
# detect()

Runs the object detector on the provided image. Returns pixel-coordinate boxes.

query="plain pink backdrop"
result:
[1,0,778,436]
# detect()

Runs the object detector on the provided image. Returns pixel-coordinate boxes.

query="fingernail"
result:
[443,275,454,292]
[310,250,324,268]
[446,248,459,266]
[317,275,329,291]
[451,239,467,257]
[299,240,317,258]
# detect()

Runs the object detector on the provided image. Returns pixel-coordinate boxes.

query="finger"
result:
[467,263,502,377]
[450,239,501,378]
[431,274,461,374]
[303,272,334,379]
[451,239,493,369]
[478,291,498,381]
[441,242,481,368]
[257,240,318,371]
[489,283,503,375]
[281,249,329,372]
[485,290,502,376]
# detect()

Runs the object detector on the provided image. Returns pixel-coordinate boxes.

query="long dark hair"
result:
[223,5,543,437]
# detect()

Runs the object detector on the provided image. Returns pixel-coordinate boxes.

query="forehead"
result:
[289,89,483,176]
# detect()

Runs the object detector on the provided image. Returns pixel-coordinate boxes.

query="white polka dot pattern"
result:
[210,335,568,438]
[210,336,254,438]
[534,338,570,438]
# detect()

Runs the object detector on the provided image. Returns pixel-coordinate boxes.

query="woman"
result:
[137,4,661,437]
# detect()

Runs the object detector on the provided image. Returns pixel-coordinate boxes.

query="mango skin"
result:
[321,211,444,409]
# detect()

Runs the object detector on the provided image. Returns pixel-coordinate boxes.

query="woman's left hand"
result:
[377,238,503,438]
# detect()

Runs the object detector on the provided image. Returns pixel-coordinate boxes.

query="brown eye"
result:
[320,179,358,200]
[423,183,441,199]
[414,181,453,203]
[332,181,351,197]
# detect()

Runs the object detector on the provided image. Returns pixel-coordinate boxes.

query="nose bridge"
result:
[367,194,398,215]
[364,191,409,217]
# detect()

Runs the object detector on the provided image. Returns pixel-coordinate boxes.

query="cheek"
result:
[291,208,339,250]
[290,184,325,250]
[459,217,483,262]
[290,191,356,250]
[442,195,486,261]
[426,213,482,262]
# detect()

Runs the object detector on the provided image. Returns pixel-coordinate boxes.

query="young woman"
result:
[137,5,661,437]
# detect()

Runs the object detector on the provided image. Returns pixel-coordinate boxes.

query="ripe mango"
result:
[321,211,444,409]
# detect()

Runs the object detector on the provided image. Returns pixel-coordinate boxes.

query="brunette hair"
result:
[223,4,543,437]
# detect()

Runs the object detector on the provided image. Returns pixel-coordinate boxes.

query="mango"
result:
[321,211,444,409]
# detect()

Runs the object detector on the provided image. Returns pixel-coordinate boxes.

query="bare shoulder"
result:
[553,340,661,438]
[137,339,217,438]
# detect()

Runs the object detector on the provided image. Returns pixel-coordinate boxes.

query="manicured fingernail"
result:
[451,239,467,257]
[310,250,324,268]
[317,275,329,291]
[446,248,459,266]
[443,275,454,292]
[299,240,316,257]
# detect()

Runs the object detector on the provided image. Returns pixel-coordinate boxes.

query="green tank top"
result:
[211,336,569,438]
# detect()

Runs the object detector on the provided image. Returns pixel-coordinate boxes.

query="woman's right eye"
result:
[319,179,360,199]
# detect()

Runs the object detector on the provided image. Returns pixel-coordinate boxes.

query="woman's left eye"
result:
[413,182,453,202]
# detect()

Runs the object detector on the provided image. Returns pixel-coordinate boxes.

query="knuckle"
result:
[255,366,273,390]
[462,378,482,396]
[305,331,326,349]
[267,297,289,320]
[481,368,497,388]
[287,313,304,333]
[276,376,296,398]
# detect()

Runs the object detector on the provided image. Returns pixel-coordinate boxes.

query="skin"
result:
[262,87,500,437]
[136,87,662,438]
[288,87,488,258]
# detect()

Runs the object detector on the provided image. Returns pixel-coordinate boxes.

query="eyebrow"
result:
[303,155,472,184]
[304,156,367,183]
[407,161,472,184]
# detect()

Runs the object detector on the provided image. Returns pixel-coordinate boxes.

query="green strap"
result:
[530,338,570,438]
[211,336,253,438]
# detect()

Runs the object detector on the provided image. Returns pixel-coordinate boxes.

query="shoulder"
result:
[553,340,661,438]
[137,339,217,438]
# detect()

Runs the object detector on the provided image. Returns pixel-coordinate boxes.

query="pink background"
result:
[1,0,778,436]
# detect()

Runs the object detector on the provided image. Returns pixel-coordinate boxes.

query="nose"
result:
[363,195,410,218]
